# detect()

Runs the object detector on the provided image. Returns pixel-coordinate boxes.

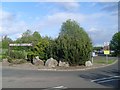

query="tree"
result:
[110,32,120,56]
[21,30,33,43]
[2,35,13,49]
[32,31,41,46]
[56,19,92,65]
[14,30,33,51]
[22,30,32,37]
[33,37,50,60]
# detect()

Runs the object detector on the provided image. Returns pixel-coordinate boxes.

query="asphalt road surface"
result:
[2,60,120,89]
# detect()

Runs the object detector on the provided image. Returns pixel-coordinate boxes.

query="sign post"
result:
[8,43,33,58]
[103,42,110,64]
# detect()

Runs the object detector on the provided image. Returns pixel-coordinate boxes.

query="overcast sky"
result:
[0,1,118,46]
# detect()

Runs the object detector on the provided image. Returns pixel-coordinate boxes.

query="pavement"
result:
[2,60,120,89]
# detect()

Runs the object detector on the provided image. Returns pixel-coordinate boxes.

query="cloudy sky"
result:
[0,1,118,46]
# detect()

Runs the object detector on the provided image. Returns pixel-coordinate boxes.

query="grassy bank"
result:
[93,56,117,64]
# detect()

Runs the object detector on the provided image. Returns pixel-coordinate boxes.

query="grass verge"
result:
[93,59,116,64]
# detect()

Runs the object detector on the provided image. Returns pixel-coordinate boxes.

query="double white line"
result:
[91,76,120,83]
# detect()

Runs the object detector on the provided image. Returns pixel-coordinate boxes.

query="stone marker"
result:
[59,61,69,67]
[85,61,93,66]
[45,57,58,68]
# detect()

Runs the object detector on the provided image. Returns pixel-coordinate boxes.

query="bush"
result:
[1,49,8,59]
[10,50,26,59]
[7,56,13,63]
[12,59,27,64]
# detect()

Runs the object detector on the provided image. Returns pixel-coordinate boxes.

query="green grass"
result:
[93,56,117,64]
[94,59,116,64]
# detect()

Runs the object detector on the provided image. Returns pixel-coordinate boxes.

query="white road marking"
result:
[91,76,120,82]
[97,78,120,84]
[53,86,67,88]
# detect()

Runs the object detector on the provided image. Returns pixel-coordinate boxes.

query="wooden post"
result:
[8,44,10,56]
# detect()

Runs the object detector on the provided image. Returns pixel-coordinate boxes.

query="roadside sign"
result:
[103,42,110,50]
[103,42,110,64]
[9,43,32,46]
[104,50,110,55]
[103,42,110,55]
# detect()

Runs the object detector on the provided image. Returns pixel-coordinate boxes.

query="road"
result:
[2,60,120,89]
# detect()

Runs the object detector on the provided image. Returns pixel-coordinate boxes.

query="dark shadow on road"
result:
[78,69,120,88]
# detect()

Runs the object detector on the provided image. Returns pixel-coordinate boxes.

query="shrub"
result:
[12,59,27,64]
[7,56,13,63]
[10,50,26,59]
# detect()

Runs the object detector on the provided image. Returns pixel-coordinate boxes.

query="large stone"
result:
[35,56,39,60]
[45,58,58,68]
[33,56,44,66]
[85,61,93,66]
[2,58,10,66]
[59,61,69,67]
[65,62,69,67]
[34,60,44,66]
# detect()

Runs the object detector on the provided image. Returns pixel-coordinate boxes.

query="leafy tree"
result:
[32,31,41,46]
[56,19,92,65]
[20,29,33,43]
[93,46,103,51]
[22,30,32,37]
[33,37,50,60]
[14,30,33,51]
[2,35,13,49]
[110,32,120,56]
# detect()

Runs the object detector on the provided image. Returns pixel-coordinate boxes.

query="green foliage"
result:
[1,49,8,59]
[2,19,93,66]
[32,31,42,46]
[2,35,13,49]
[12,59,27,64]
[7,56,27,64]
[0,41,2,48]
[9,50,26,59]
[110,32,120,56]
[33,37,50,60]
[93,47,103,51]
[7,56,13,63]
[55,19,92,65]
[14,30,41,51]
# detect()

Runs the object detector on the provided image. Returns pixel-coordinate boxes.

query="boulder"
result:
[34,60,44,66]
[59,61,69,67]
[85,61,93,66]
[33,58,37,64]
[33,56,44,66]
[45,58,58,68]
[2,58,10,66]
[65,62,69,67]
[59,61,63,66]
[35,56,39,60]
